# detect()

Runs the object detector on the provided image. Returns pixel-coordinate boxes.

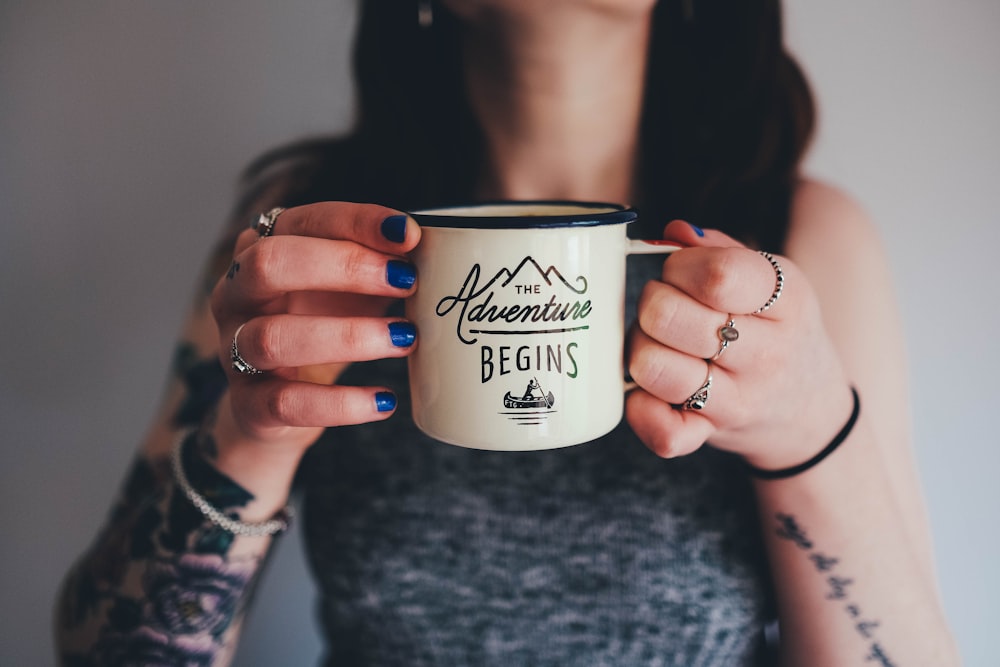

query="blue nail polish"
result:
[381,215,407,243]
[688,222,705,237]
[387,260,416,289]
[375,391,397,412]
[388,321,416,347]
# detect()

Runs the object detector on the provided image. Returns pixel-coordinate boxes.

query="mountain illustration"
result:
[434,255,594,344]
[483,256,588,295]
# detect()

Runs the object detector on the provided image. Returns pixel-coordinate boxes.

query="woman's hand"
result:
[626,220,855,470]
[209,202,421,458]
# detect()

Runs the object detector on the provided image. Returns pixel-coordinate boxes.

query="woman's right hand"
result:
[207,202,420,494]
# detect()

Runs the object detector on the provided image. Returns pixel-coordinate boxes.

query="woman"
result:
[56,0,958,664]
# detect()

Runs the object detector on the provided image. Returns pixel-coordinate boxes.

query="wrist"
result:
[204,396,310,518]
[741,386,860,480]
[172,430,292,536]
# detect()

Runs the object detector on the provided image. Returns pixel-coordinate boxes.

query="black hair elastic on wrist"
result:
[744,387,861,480]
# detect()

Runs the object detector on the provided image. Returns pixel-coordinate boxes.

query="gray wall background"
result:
[1,1,996,664]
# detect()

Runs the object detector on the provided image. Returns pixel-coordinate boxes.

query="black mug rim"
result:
[408,200,637,229]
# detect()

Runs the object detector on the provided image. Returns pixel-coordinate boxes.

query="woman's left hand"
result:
[626,220,856,470]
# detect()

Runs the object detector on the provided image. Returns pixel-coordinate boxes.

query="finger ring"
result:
[252,207,284,238]
[682,361,713,411]
[752,251,784,314]
[230,323,262,375]
[711,316,739,361]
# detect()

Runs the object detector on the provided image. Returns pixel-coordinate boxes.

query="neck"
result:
[457,4,652,204]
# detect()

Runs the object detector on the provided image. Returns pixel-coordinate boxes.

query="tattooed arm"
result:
[56,166,422,662]
[56,428,276,666]
[627,184,959,664]
[753,430,956,666]
[753,183,960,665]
[54,259,283,665]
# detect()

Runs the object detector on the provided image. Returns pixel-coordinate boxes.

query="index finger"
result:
[238,201,422,255]
[662,246,795,319]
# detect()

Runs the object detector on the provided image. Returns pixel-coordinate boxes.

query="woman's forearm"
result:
[55,428,279,666]
[753,417,959,666]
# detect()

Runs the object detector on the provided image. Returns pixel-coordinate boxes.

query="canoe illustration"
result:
[504,377,555,409]
[503,391,555,409]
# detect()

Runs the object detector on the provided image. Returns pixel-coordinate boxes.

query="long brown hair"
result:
[239,0,814,251]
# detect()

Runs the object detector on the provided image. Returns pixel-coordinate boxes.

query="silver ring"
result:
[711,316,739,361]
[683,361,713,411]
[253,207,284,238]
[230,323,262,375]
[752,251,784,314]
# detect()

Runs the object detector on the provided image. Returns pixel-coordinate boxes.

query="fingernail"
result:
[375,391,397,412]
[388,321,416,347]
[386,260,416,289]
[381,215,407,243]
[688,222,705,237]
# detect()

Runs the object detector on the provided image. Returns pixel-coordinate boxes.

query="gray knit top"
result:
[298,255,774,666]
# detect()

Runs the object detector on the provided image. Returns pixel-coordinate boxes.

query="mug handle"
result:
[627,239,684,255]
[623,239,685,392]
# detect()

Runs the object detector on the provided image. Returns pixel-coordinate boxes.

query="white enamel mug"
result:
[406,202,680,451]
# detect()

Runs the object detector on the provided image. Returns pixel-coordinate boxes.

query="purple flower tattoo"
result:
[93,626,215,667]
[145,554,253,638]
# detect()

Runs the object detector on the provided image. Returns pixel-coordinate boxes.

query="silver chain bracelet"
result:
[170,431,293,537]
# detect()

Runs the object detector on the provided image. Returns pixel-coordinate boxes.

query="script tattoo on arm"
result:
[56,430,268,666]
[773,512,898,667]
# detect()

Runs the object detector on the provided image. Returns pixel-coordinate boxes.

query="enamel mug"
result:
[406,202,679,451]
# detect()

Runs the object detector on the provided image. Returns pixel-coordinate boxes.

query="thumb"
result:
[661,219,745,249]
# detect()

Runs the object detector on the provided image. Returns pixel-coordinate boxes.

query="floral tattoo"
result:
[57,430,266,665]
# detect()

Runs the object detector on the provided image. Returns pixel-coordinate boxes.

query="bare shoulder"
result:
[783,178,895,318]
[785,178,883,264]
